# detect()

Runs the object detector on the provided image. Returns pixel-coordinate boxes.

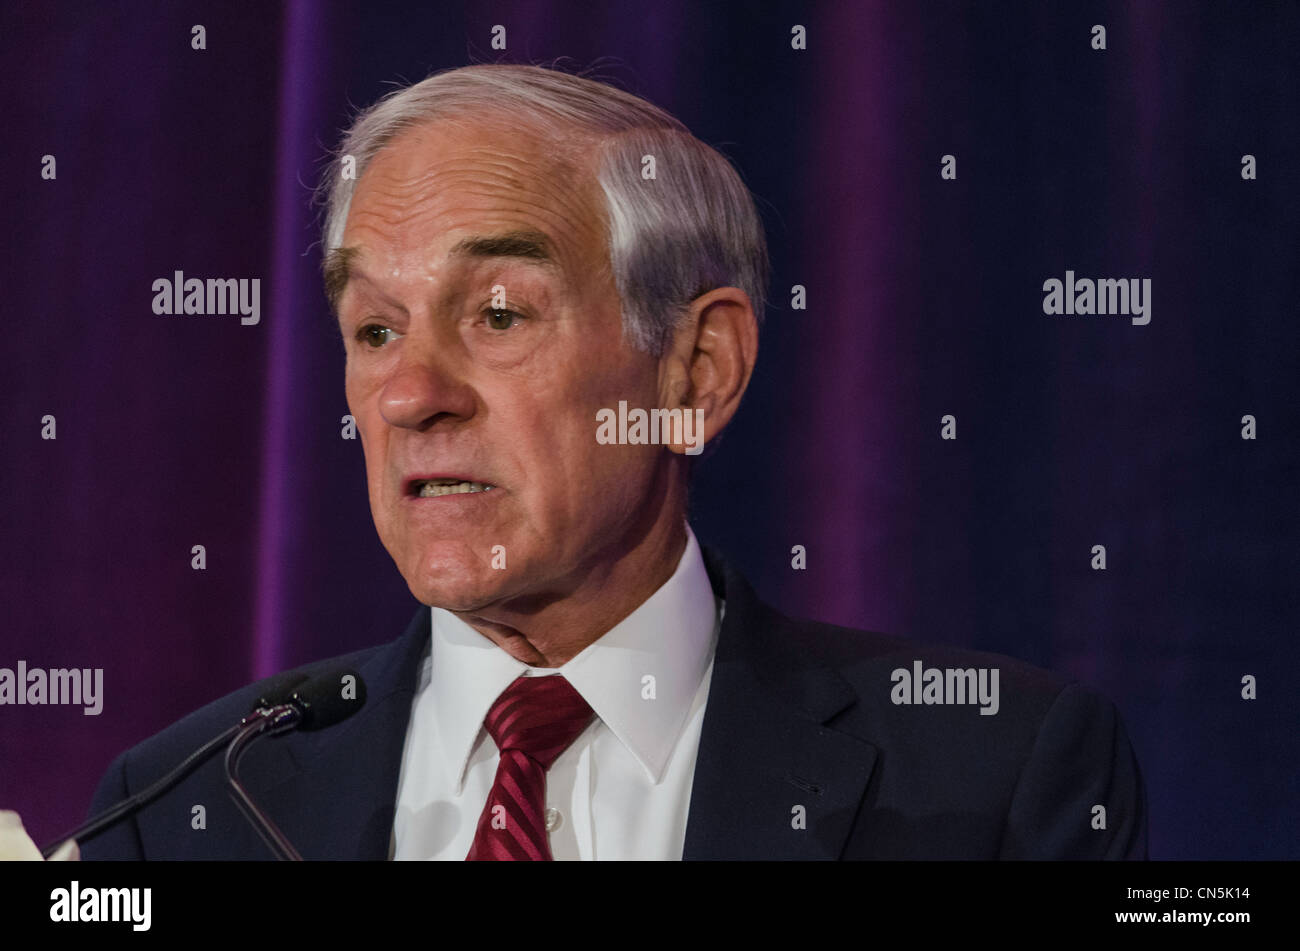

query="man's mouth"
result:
[410,478,497,498]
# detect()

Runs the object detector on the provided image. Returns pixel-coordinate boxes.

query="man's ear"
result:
[658,286,759,457]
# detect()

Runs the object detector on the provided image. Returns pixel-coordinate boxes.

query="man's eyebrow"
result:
[322,246,359,314]
[449,230,557,266]
[322,231,558,314]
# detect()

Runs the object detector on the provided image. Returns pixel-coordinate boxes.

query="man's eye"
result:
[483,308,523,331]
[358,325,399,348]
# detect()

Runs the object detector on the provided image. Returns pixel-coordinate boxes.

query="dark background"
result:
[2,0,1296,859]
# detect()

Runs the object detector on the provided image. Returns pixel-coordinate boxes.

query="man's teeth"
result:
[416,481,495,498]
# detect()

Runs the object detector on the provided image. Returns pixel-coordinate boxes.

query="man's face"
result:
[334,117,667,613]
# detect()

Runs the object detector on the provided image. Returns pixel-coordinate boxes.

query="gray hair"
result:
[318,64,768,355]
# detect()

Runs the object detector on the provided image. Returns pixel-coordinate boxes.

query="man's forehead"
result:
[326,118,612,311]
[356,116,596,213]
[348,124,601,243]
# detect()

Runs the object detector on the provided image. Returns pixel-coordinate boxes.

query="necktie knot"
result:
[483,674,594,771]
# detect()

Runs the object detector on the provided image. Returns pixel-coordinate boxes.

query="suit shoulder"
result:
[111,643,386,789]
[776,611,1074,705]
[789,614,1146,858]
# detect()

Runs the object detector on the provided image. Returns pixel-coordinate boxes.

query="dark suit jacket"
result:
[81,546,1148,860]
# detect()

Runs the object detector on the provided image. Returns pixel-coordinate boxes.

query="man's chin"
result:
[400,563,514,613]
[388,538,509,607]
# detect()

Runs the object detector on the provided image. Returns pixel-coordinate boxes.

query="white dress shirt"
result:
[391,524,723,860]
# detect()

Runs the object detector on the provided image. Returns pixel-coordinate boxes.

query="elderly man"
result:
[79,64,1146,860]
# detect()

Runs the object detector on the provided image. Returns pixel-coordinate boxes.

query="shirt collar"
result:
[429,523,719,790]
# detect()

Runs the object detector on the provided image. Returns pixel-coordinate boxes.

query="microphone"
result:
[39,670,310,858]
[224,669,367,861]
[253,671,315,711]
[290,667,368,731]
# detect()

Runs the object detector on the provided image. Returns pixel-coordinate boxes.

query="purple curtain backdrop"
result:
[2,0,1297,859]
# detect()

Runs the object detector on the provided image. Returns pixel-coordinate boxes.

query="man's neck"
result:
[453,514,690,667]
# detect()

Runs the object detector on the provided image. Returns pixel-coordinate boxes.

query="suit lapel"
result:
[683,548,878,860]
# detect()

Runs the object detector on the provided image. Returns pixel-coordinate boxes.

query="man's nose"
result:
[378,339,476,431]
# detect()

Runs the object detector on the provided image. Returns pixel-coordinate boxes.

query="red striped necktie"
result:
[466,674,595,861]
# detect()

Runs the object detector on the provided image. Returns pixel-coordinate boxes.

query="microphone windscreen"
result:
[252,671,311,710]
[290,670,367,731]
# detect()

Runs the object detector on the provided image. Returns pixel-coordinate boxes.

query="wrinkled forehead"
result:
[341,116,610,269]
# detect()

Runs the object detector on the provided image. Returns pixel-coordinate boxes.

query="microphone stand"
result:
[223,703,305,861]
